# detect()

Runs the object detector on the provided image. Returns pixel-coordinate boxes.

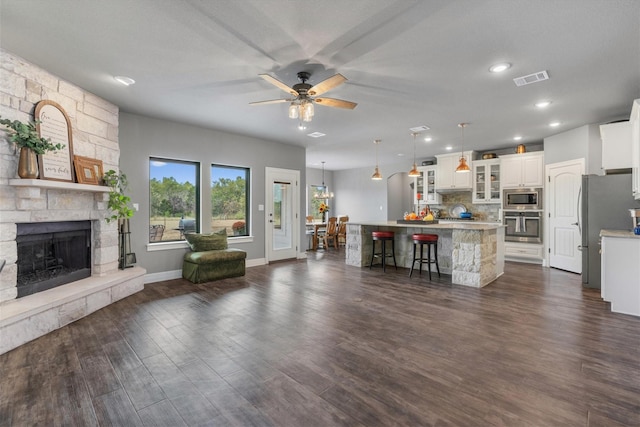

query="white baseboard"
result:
[246,258,266,267]
[144,269,182,283]
[145,258,266,284]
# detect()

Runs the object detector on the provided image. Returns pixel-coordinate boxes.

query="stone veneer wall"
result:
[0,49,120,303]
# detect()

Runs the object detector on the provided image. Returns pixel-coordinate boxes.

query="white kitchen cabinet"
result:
[630,99,640,199]
[601,233,640,317]
[504,242,544,261]
[435,151,473,191]
[414,165,442,205]
[472,159,501,203]
[600,121,632,170]
[500,152,544,188]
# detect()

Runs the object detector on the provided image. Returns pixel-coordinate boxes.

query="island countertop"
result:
[349,220,504,231]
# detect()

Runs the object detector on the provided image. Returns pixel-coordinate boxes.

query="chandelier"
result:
[313,161,334,199]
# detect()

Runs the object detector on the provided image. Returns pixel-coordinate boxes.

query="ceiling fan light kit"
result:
[251,71,357,125]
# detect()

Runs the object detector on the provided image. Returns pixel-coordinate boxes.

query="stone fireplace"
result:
[0,49,145,355]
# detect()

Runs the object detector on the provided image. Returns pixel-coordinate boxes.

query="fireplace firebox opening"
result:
[16,221,91,298]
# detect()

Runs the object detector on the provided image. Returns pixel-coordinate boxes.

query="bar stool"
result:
[370,231,397,272]
[409,233,440,279]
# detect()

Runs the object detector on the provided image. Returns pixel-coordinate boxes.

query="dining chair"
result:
[305,216,315,250]
[322,217,339,249]
[337,215,348,247]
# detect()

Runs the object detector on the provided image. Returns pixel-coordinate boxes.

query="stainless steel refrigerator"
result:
[581,173,640,288]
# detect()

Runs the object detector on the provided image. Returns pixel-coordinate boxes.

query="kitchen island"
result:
[346,221,505,288]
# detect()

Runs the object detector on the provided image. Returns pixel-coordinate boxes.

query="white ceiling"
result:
[1,0,639,170]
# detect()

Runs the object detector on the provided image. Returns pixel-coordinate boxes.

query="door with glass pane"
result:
[265,167,299,262]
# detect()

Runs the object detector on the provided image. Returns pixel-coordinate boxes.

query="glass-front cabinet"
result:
[472,159,501,203]
[414,165,442,206]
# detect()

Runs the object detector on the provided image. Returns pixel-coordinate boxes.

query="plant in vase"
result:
[103,169,136,269]
[232,221,246,236]
[0,116,65,178]
[318,202,330,222]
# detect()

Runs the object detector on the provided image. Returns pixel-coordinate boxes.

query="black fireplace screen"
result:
[16,221,91,298]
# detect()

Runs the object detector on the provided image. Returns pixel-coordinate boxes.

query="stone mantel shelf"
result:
[9,179,110,193]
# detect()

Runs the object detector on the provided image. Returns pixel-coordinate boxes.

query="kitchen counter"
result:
[600,229,640,238]
[600,232,640,317]
[346,221,505,288]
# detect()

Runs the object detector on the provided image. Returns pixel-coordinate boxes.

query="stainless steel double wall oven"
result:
[502,188,543,243]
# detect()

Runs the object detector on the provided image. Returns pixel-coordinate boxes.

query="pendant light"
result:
[371,139,382,180]
[313,161,334,199]
[456,123,471,173]
[408,132,420,177]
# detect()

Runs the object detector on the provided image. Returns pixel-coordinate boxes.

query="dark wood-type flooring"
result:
[1,250,639,426]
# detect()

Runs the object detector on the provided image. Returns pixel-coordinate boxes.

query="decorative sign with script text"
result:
[35,100,75,182]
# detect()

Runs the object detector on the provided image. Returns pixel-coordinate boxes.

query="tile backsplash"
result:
[421,192,501,222]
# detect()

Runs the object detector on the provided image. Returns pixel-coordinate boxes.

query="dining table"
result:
[306,222,326,251]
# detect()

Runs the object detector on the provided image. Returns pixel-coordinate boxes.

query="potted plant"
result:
[103,169,136,268]
[232,220,246,236]
[0,116,64,178]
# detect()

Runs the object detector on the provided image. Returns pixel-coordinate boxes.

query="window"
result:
[211,165,250,237]
[149,158,200,242]
[309,185,329,221]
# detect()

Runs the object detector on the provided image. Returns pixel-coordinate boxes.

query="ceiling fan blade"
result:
[308,74,347,96]
[314,97,357,109]
[259,74,298,96]
[249,99,290,106]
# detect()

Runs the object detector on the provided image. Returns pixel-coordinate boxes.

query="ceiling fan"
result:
[250,71,357,123]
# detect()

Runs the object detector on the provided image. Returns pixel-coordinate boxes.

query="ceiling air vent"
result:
[513,70,549,87]
[409,125,430,132]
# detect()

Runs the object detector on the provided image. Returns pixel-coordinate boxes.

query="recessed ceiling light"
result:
[549,121,561,127]
[445,146,453,151]
[535,100,551,108]
[397,153,404,157]
[513,136,523,141]
[424,137,432,142]
[307,132,325,138]
[489,63,511,73]
[298,123,307,130]
[114,75,135,86]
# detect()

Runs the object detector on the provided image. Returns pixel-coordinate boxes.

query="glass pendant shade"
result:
[288,103,299,119]
[301,101,314,122]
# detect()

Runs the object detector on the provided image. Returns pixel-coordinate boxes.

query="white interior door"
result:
[547,159,584,273]
[265,167,299,262]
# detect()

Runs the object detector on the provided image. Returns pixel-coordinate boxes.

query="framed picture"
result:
[73,156,102,185]
[74,155,104,185]
[35,100,75,182]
